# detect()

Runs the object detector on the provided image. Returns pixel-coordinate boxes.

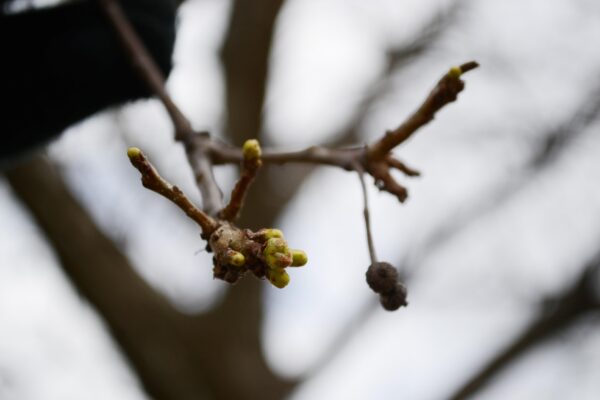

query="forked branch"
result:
[99,0,478,306]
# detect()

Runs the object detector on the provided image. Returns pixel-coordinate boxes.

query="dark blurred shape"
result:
[379,284,408,311]
[0,0,176,163]
[530,82,600,168]
[366,261,399,294]
[366,262,408,311]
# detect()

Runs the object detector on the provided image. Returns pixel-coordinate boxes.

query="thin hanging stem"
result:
[355,163,377,264]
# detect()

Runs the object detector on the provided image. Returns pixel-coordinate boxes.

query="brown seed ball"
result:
[366,262,399,294]
[379,283,408,311]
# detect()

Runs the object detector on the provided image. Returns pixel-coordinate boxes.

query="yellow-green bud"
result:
[290,249,308,267]
[264,228,284,240]
[267,268,290,289]
[226,250,245,267]
[127,147,142,159]
[448,66,462,79]
[242,139,261,160]
[264,238,292,269]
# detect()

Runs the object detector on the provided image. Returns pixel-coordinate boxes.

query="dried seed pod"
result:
[379,283,408,311]
[366,262,398,294]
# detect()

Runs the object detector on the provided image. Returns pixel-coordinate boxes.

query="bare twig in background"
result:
[97,0,191,138]
[431,80,600,400]
[383,0,468,71]
[448,254,600,400]
[98,0,477,207]
[410,79,600,273]
[221,0,285,145]
[4,157,212,400]
[530,81,600,168]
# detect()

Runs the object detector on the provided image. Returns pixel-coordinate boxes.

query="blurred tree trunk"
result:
[4,1,297,399]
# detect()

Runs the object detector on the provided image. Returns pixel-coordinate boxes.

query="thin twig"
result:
[218,141,263,221]
[206,62,478,202]
[97,0,224,214]
[448,257,600,400]
[367,61,479,161]
[184,134,224,215]
[355,163,377,264]
[127,147,218,235]
[97,0,193,138]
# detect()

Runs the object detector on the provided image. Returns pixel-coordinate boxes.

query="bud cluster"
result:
[210,226,308,288]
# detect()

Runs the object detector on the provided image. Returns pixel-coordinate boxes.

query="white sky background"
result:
[1,0,600,399]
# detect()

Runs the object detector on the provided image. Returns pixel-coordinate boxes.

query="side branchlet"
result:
[218,139,264,222]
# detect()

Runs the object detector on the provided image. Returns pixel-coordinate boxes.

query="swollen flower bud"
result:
[242,139,262,160]
[290,249,308,267]
[267,268,290,289]
[226,250,245,267]
[448,66,462,79]
[127,147,142,160]
[264,228,283,240]
[264,238,292,269]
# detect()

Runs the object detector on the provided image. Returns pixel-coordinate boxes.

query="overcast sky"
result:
[2,0,600,399]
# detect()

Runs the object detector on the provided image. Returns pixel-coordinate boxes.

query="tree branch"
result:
[218,140,263,222]
[127,147,218,235]
[367,61,479,161]
[448,254,600,400]
[206,62,478,202]
[97,0,224,214]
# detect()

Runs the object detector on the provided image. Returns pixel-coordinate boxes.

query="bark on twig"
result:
[127,147,218,235]
[367,61,479,161]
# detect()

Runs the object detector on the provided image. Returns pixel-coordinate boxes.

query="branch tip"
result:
[290,249,308,267]
[459,60,479,74]
[243,139,262,161]
[218,138,263,221]
[448,66,462,78]
[127,146,142,160]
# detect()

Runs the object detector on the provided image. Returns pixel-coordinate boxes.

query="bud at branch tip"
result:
[242,139,261,160]
[127,147,142,159]
[448,66,462,78]
[267,268,290,289]
[290,249,308,267]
